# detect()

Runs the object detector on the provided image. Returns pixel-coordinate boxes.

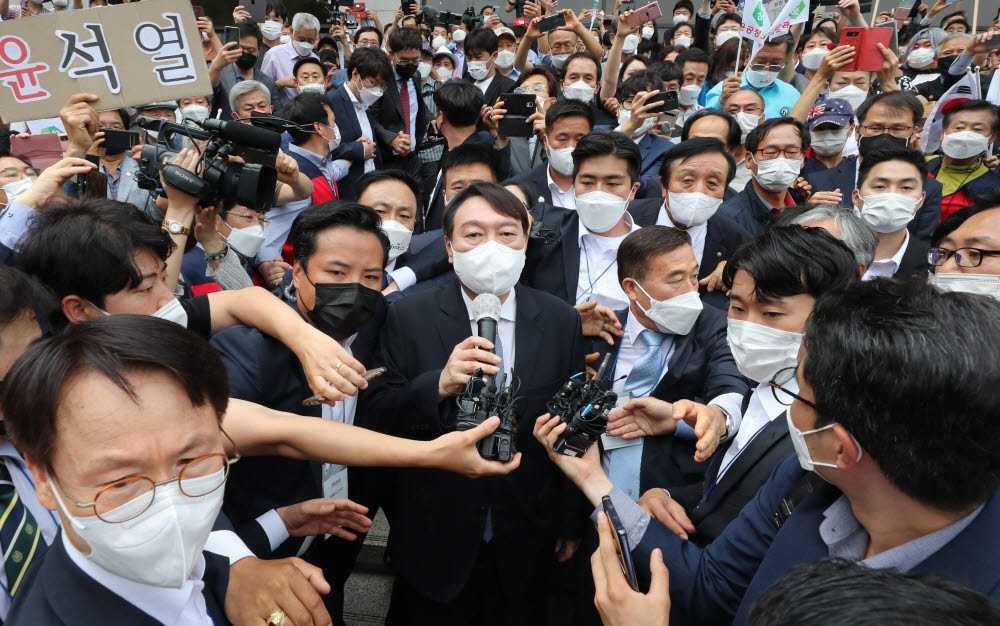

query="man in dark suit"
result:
[368,28,430,175]
[539,277,1000,625]
[325,47,392,200]
[423,142,501,235]
[367,182,587,623]
[463,27,516,128]
[511,99,594,209]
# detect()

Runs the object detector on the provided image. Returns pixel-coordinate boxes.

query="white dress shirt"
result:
[260,42,319,102]
[547,166,576,210]
[474,72,495,96]
[576,213,641,310]
[715,376,797,481]
[656,206,707,266]
[346,86,377,173]
[863,230,910,280]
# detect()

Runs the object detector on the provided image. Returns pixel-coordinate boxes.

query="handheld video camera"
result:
[455,370,519,463]
[136,116,280,212]
[547,354,618,457]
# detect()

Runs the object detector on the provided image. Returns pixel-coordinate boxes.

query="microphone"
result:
[198,118,282,151]
[134,115,213,141]
[472,293,502,386]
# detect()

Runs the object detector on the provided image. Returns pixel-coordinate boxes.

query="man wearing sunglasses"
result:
[927,191,1000,300]
[706,35,801,120]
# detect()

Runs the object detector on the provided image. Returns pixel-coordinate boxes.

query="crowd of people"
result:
[1,0,1000,624]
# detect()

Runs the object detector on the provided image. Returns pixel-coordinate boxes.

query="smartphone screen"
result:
[225,26,240,45]
[192,5,204,18]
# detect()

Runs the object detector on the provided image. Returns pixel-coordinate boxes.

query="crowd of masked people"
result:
[1,0,1000,624]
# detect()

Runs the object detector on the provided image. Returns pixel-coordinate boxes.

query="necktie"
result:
[609,329,665,500]
[0,460,44,596]
[400,79,410,137]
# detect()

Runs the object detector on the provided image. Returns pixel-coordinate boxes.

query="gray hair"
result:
[229,80,270,116]
[791,204,878,270]
[292,12,320,34]
[936,33,972,56]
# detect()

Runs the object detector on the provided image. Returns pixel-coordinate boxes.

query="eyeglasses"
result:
[769,365,815,408]
[755,147,803,159]
[725,106,763,116]
[514,83,547,94]
[928,246,1000,268]
[0,166,39,180]
[859,124,913,138]
[748,64,782,73]
[229,212,271,227]
[550,43,575,54]
[57,431,241,523]
[394,55,421,65]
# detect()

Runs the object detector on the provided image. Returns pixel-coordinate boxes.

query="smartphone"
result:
[352,1,366,17]
[498,93,536,138]
[245,0,268,23]
[301,367,387,407]
[647,90,679,113]
[602,496,638,592]
[225,26,240,46]
[402,0,415,15]
[192,5,204,18]
[80,154,108,200]
[986,34,1000,52]
[100,128,141,154]
[839,27,892,72]
[626,1,662,28]
[537,13,566,33]
[893,0,916,20]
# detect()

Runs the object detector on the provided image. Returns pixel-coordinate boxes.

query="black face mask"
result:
[305,276,380,341]
[396,62,417,80]
[858,131,909,158]
[936,55,959,72]
[103,144,127,157]
[235,52,257,70]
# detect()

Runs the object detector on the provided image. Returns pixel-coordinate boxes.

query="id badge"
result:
[322,464,348,500]
[601,393,642,451]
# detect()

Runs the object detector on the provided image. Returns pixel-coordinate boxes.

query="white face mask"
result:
[673,14,689,24]
[715,30,739,48]
[746,67,778,89]
[800,48,828,71]
[550,53,571,69]
[1,176,34,206]
[736,111,761,143]
[468,58,492,81]
[753,156,801,191]
[642,26,655,40]
[180,104,210,124]
[50,470,225,588]
[381,219,413,260]
[432,36,448,49]
[452,239,525,296]
[907,46,935,69]
[355,77,384,106]
[726,318,802,383]
[810,128,850,156]
[666,191,723,227]
[634,282,702,335]
[675,35,692,48]
[261,21,283,40]
[858,193,920,233]
[52,0,70,6]
[452,29,467,43]
[496,50,516,69]
[291,39,315,57]
[546,143,575,176]
[417,62,433,79]
[679,84,701,106]
[280,34,292,45]
[563,80,594,103]
[622,34,640,54]
[828,86,867,112]
[298,81,326,94]
[326,123,341,150]
[224,223,266,258]
[928,272,1000,301]
[787,413,862,471]
[434,66,452,81]
[618,109,655,138]
[152,298,189,326]
[574,190,630,233]
[941,130,990,160]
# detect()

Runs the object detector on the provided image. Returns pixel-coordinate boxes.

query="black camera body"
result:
[547,354,618,457]
[455,370,518,463]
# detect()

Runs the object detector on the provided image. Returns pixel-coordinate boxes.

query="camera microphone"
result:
[135,116,213,141]
[199,118,282,152]
[472,293,501,386]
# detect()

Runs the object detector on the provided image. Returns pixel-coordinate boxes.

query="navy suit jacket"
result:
[326,83,382,201]
[7,532,231,625]
[369,72,430,172]
[511,162,553,206]
[804,155,943,240]
[632,454,1000,625]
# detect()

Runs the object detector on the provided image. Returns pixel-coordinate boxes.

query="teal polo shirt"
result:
[705,75,802,119]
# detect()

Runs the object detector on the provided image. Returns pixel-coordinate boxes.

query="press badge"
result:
[322,463,348,501]
[601,393,642,451]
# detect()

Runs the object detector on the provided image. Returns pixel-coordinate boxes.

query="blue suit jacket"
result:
[326,83,382,201]
[632,454,1000,625]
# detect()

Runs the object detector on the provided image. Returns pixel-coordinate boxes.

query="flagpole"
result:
[972,0,980,36]
[871,0,880,21]
[736,34,744,72]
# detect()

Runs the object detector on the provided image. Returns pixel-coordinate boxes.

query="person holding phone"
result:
[209,22,281,121]
[612,72,676,199]
[84,108,155,216]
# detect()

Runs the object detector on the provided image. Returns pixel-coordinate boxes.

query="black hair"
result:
[620,55,650,81]
[571,131,641,185]
[715,13,741,31]
[544,99,594,133]
[0,266,60,340]
[797,26,837,52]
[673,0,694,13]
[749,558,1000,626]
[674,46,709,70]
[515,66,558,99]
[353,25,384,47]
[434,80,486,127]
[356,169,424,216]
[238,21,262,47]
[745,117,810,154]
[721,225,858,301]
[443,181,529,238]
[1,315,230,469]
[317,36,337,50]
[804,277,1000,510]
[648,60,683,85]
[15,198,175,308]
[265,0,287,22]
[658,137,736,186]
[464,27,498,57]
[563,51,602,84]
[347,45,393,82]
[857,147,928,191]
[290,201,389,269]
[945,18,971,32]
[441,143,499,185]
[292,56,324,78]
[502,178,540,208]
[856,90,923,127]
[681,109,741,150]
[388,26,423,53]
[932,191,1000,246]
[617,226,692,285]
[709,36,746,84]
[617,69,662,100]
[762,33,794,56]
[281,92,330,145]
[943,99,1000,136]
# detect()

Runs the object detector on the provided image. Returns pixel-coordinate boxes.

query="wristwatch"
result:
[162,219,191,236]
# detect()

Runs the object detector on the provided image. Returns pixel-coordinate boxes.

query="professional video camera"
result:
[135,115,280,212]
[547,353,618,457]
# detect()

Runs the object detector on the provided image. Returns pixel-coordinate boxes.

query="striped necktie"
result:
[0,460,44,597]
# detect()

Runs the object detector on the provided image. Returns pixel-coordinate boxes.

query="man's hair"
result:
[434,80,485,127]
[674,46,709,69]
[944,18,971,33]
[0,266,59,335]
[290,201,389,269]
[745,117,810,154]
[648,60,683,85]
[443,181,529,238]
[804,277,1000,510]
[238,21,262,46]
[229,80,270,115]
[715,13,741,31]
[617,226,692,285]
[785,204,879,269]
[572,131,641,184]
[943,99,1000,136]
[749,558,1000,626]
[617,70,661,100]
[1,315,230,469]
[563,51,602,83]
[762,33,793,56]
[292,56,324,78]
[281,92,330,145]
[353,25,384,46]
[856,90,923,127]
[681,109,741,149]
[858,146,928,191]
[721,225,858,300]
[347,46,393,82]
[797,26,837,52]
[464,27,498,56]
[673,0,694,13]
[388,26,423,53]
[266,0,288,21]
[544,99,594,134]
[514,66,558,100]
[291,12,320,33]
[356,170,424,215]
[441,144,499,184]
[658,137,736,186]
[932,191,1000,246]
[15,199,174,308]
[620,55,649,79]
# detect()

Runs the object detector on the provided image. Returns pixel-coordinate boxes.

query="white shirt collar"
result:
[624,304,658,346]
[460,286,517,323]
[864,230,910,280]
[755,375,796,421]
[61,532,207,626]
[577,210,639,247]
[346,85,367,111]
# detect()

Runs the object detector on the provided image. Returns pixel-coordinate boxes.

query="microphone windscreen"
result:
[472,293,501,322]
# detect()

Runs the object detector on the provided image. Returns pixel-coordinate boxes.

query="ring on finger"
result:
[335,360,345,374]
[268,610,287,626]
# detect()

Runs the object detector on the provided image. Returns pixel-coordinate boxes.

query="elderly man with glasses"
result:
[927,190,1000,301]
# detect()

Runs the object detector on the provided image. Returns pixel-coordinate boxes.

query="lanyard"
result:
[577,237,618,304]
[699,419,771,503]
[611,336,675,399]
[8,459,60,530]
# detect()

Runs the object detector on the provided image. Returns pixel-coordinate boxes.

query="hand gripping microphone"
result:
[471,293,501,386]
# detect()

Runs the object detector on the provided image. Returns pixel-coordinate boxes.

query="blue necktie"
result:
[608,330,664,501]
[483,332,504,542]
